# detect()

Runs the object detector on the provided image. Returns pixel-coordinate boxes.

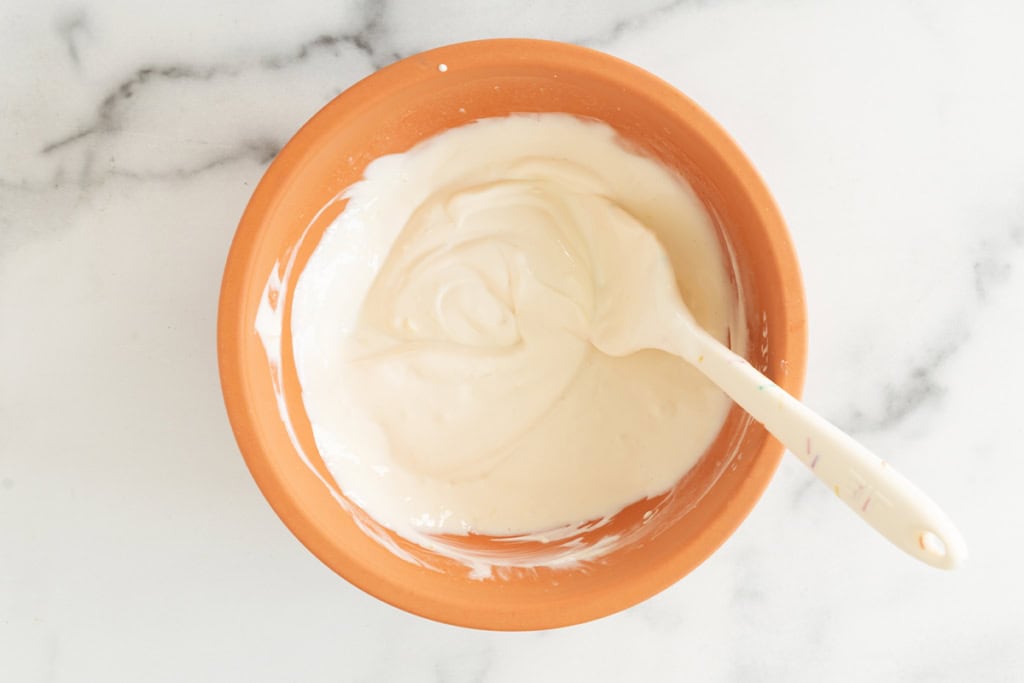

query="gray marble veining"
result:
[2,1,1023,681]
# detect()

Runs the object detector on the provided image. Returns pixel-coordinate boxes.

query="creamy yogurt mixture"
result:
[291,114,742,550]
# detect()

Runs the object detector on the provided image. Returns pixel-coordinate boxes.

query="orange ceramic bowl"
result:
[218,39,806,630]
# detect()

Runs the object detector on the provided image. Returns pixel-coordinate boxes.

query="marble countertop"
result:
[3,1,1023,680]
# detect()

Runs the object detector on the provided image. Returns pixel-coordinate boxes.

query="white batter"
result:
[291,114,742,546]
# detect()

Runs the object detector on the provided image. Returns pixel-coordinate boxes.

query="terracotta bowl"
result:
[218,39,806,630]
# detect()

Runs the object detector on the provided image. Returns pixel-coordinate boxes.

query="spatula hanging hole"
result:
[919,530,947,557]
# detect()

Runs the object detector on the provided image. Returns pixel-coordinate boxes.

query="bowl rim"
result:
[218,38,807,629]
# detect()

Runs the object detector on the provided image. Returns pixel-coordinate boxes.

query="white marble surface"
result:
[3,0,1023,680]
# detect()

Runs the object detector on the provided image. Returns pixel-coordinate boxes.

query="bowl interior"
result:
[219,39,806,630]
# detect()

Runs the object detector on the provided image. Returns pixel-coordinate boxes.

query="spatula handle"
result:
[690,328,967,569]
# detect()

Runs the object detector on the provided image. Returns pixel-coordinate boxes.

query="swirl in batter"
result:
[291,114,742,543]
